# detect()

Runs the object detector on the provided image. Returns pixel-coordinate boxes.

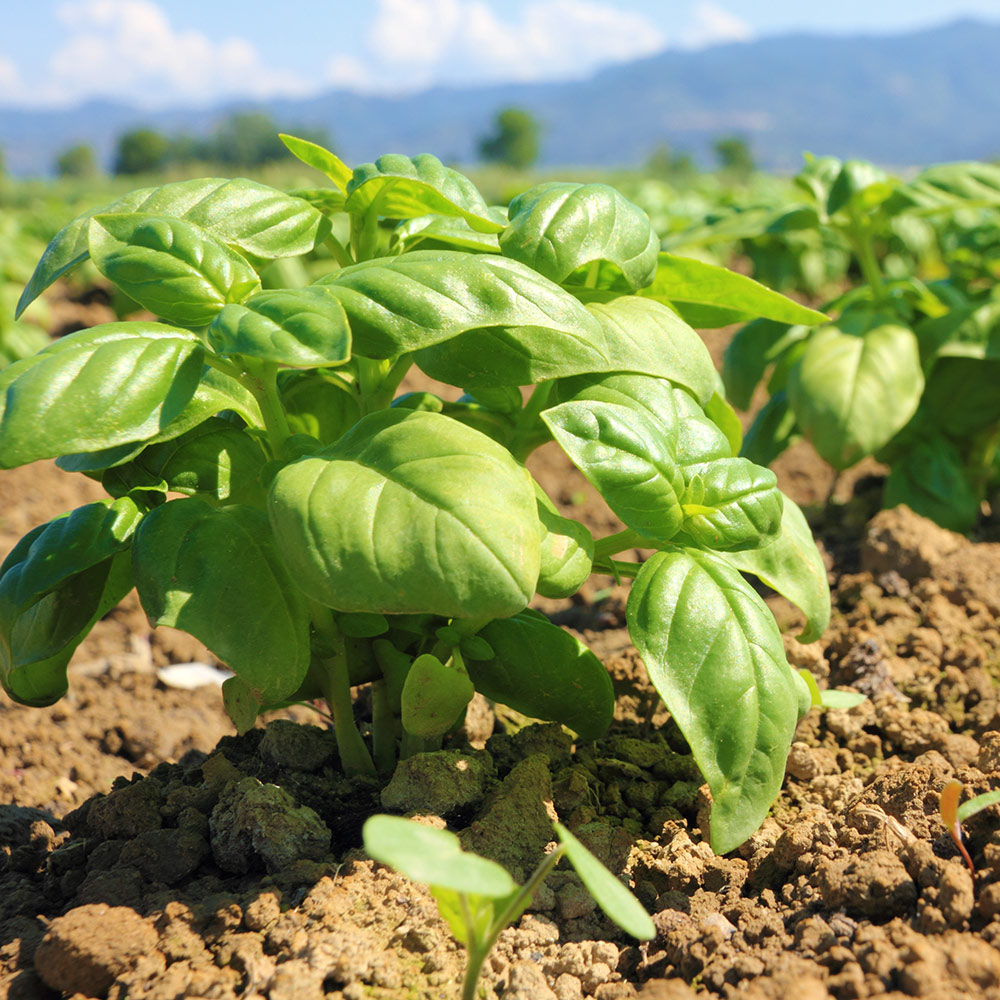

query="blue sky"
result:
[2,0,999,108]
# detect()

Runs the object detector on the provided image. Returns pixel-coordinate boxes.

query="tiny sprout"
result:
[363,813,654,1000]
[938,779,1000,875]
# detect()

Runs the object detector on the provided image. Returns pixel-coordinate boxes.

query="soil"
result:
[3,299,1000,999]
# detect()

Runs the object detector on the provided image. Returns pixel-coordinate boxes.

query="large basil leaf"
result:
[132,499,310,704]
[0,323,204,468]
[542,399,684,545]
[280,371,361,445]
[553,372,679,445]
[680,457,782,552]
[208,288,352,368]
[627,547,801,854]
[317,250,599,359]
[470,609,614,741]
[638,254,828,329]
[500,182,658,289]
[417,295,716,400]
[534,485,594,599]
[267,410,540,619]
[109,418,267,506]
[56,364,262,475]
[721,492,830,642]
[17,177,328,316]
[672,388,732,469]
[722,320,811,411]
[345,154,502,233]
[884,436,981,533]
[89,214,261,327]
[787,324,924,469]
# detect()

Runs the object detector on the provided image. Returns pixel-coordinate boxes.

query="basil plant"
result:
[0,137,830,853]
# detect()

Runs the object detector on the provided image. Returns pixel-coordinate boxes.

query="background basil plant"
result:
[0,136,832,854]
[723,157,1000,532]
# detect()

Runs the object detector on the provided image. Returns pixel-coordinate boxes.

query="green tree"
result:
[478,108,540,170]
[114,128,169,175]
[55,143,99,179]
[713,135,755,178]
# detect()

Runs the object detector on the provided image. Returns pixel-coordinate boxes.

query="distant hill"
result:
[2,18,999,175]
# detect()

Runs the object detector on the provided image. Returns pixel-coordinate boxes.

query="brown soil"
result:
[3,323,1000,998]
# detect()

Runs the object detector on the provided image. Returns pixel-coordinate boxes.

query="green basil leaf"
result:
[919,357,1000,438]
[681,457,782,552]
[703,392,742,456]
[0,498,141,617]
[317,250,600,359]
[553,822,654,940]
[280,133,353,192]
[884,436,981,533]
[639,253,828,329]
[1,551,133,706]
[112,418,267,506]
[819,689,867,709]
[417,295,716,400]
[890,161,1000,213]
[672,388,732,469]
[542,399,684,545]
[500,182,658,289]
[346,154,501,233]
[221,675,260,735]
[132,499,311,704]
[739,391,800,468]
[915,297,1000,366]
[89,213,261,326]
[431,887,500,948]
[393,212,506,254]
[0,323,204,469]
[363,814,517,897]
[471,609,614,741]
[17,177,328,316]
[721,492,830,642]
[627,547,801,854]
[279,371,361,445]
[787,324,924,469]
[208,288,352,368]
[401,653,475,738]
[534,485,594,599]
[826,160,894,217]
[267,410,540,619]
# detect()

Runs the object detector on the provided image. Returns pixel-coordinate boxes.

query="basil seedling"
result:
[0,139,831,852]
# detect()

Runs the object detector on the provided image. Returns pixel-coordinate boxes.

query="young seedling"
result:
[362,813,654,1000]
[0,138,833,853]
[939,778,1000,875]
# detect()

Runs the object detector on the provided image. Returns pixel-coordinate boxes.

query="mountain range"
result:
[2,18,999,176]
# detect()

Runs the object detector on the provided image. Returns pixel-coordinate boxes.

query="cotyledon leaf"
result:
[720,491,831,643]
[88,213,262,327]
[17,177,329,316]
[0,323,205,469]
[626,547,801,854]
[542,399,685,545]
[500,182,659,289]
[316,250,601,359]
[267,409,540,619]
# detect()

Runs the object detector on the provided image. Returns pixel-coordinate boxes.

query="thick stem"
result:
[592,558,641,579]
[350,210,380,262]
[848,210,886,303]
[370,680,397,776]
[244,364,292,458]
[592,528,647,562]
[324,234,355,268]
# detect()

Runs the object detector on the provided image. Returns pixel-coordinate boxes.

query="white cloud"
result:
[0,55,25,102]
[34,0,312,107]
[327,0,667,92]
[680,2,754,49]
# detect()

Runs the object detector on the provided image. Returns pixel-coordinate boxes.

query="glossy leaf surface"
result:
[722,320,810,411]
[208,288,352,368]
[133,499,310,704]
[500,182,658,289]
[534,486,595,599]
[267,410,540,618]
[722,492,830,642]
[788,324,924,469]
[740,391,800,468]
[0,323,204,469]
[470,610,614,741]
[89,213,261,326]
[543,399,684,544]
[627,547,800,854]
[280,134,353,192]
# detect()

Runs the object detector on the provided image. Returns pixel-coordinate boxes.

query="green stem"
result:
[370,680,397,775]
[351,210,379,261]
[583,259,601,289]
[592,528,647,562]
[848,210,886,303]
[324,233,355,268]
[510,382,554,463]
[243,364,292,457]
[592,558,641,579]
